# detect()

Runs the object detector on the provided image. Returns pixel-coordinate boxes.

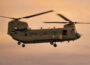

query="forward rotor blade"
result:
[22,10,54,19]
[44,22,67,24]
[57,14,72,22]
[0,16,15,19]
[0,10,53,20]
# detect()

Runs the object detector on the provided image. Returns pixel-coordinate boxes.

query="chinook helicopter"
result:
[0,10,90,47]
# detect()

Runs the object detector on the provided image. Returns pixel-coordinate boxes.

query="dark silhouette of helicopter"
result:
[0,10,90,47]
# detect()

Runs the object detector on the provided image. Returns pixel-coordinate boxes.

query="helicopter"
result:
[0,10,90,47]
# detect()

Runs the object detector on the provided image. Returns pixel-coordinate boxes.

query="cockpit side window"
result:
[62,30,67,35]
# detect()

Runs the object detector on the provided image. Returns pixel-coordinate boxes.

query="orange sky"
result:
[0,0,90,65]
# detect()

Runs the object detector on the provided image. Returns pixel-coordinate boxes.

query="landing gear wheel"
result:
[50,42,54,45]
[17,41,21,45]
[22,44,25,47]
[53,44,57,47]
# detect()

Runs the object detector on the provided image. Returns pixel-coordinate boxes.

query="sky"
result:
[0,0,90,65]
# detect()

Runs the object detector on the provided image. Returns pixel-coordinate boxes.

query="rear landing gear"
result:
[50,42,57,47]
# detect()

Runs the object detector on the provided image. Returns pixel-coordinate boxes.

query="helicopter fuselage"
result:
[10,28,80,43]
[8,21,81,45]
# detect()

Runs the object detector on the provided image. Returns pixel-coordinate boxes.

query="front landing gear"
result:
[17,41,21,45]
[50,42,57,47]
[53,43,57,47]
[17,41,25,47]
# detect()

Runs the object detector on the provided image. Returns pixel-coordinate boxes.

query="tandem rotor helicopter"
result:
[0,10,90,47]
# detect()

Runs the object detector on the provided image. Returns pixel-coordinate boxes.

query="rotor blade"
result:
[57,14,72,22]
[44,21,90,24]
[0,16,15,19]
[22,10,54,19]
[74,22,90,24]
[44,22,67,24]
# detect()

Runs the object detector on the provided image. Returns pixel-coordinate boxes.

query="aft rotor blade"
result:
[0,16,15,19]
[44,22,67,24]
[74,22,90,24]
[57,14,72,23]
[44,22,90,24]
[22,10,54,19]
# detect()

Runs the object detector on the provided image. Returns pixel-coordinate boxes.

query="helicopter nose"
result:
[76,33,81,39]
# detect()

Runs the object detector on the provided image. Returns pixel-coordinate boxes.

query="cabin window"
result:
[62,30,67,35]
[43,32,47,35]
[30,32,33,35]
[53,31,57,35]
[25,33,28,36]
[34,33,38,35]
[71,29,75,33]
[30,32,37,35]
[14,27,18,30]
